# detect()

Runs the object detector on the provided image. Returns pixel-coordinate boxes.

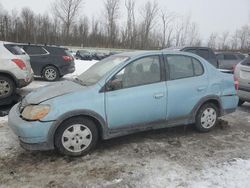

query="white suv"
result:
[0,41,33,100]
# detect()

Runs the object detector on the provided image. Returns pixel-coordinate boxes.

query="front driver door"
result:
[105,55,167,129]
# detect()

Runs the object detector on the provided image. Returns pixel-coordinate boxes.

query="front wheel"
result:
[54,117,98,157]
[195,103,219,132]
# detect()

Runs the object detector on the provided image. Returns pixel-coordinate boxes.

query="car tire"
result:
[42,66,59,81]
[0,75,15,99]
[195,103,219,132]
[238,99,245,106]
[54,117,98,157]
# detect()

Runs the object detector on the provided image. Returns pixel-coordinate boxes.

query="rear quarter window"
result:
[23,46,48,55]
[4,44,26,55]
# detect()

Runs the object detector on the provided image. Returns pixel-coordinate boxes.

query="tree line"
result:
[0,0,249,51]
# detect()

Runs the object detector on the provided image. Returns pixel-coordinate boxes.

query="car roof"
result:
[116,50,202,59]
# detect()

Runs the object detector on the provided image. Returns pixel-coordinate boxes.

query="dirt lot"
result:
[1,98,250,187]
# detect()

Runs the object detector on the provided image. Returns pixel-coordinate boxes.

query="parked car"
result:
[92,52,106,60]
[165,47,233,73]
[17,44,75,81]
[8,51,238,156]
[0,41,33,101]
[75,50,92,60]
[216,52,246,71]
[234,56,250,106]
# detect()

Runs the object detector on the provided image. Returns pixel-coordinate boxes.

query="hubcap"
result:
[201,108,217,129]
[45,68,57,80]
[62,124,92,153]
[0,80,11,97]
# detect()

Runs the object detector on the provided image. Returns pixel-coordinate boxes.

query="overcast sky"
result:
[0,0,250,41]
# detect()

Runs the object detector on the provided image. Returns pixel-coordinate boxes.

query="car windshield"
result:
[77,56,129,86]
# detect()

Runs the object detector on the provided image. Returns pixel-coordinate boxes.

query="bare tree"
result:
[207,33,218,49]
[52,0,83,43]
[124,0,136,48]
[140,1,158,49]
[103,0,120,47]
[219,31,229,50]
[21,7,35,42]
[160,9,175,48]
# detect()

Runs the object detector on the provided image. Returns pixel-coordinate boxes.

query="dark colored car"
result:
[92,52,106,60]
[180,47,218,68]
[216,52,246,71]
[18,44,75,81]
[75,50,92,60]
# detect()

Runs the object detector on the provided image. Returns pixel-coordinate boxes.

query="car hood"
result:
[23,80,83,105]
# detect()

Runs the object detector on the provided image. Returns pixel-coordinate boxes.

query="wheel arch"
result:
[0,71,18,86]
[190,95,222,122]
[47,110,108,149]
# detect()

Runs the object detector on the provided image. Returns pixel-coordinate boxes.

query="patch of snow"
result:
[66,60,98,77]
[0,115,8,123]
[192,158,250,188]
[137,158,250,188]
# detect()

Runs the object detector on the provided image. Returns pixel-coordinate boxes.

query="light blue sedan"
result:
[8,51,239,156]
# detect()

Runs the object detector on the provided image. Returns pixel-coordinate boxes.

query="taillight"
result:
[63,56,73,62]
[234,76,239,91]
[12,59,26,70]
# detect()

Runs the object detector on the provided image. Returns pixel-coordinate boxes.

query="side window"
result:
[237,54,246,60]
[167,55,193,80]
[108,56,161,90]
[192,58,204,76]
[166,55,203,80]
[224,54,237,60]
[24,46,47,55]
[185,49,197,54]
[216,54,224,60]
[197,49,209,59]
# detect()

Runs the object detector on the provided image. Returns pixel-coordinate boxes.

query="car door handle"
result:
[197,87,206,92]
[154,93,164,99]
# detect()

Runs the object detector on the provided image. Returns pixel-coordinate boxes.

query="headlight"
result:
[21,105,50,120]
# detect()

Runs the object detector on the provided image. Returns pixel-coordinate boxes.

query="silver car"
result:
[0,41,33,100]
[234,56,250,105]
[216,52,246,71]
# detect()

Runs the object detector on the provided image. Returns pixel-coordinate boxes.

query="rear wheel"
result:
[238,99,245,106]
[55,117,98,157]
[0,75,15,99]
[42,66,59,81]
[195,103,219,132]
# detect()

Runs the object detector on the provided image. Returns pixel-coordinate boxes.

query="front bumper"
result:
[8,103,54,151]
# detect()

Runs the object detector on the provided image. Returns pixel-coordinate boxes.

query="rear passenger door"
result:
[164,55,208,122]
[23,46,49,75]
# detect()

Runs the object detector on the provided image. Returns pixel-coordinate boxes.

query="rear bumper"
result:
[59,64,75,76]
[220,95,239,115]
[17,76,33,88]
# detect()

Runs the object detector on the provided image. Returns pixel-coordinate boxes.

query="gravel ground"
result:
[0,97,250,187]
